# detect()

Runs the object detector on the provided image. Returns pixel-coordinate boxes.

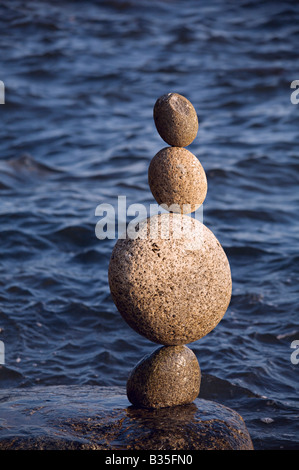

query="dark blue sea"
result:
[0,0,298,450]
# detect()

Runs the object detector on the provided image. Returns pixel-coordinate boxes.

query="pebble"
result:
[148,146,207,214]
[126,345,201,408]
[153,93,198,147]
[108,213,232,345]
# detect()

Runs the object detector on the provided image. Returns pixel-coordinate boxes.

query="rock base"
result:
[0,385,253,450]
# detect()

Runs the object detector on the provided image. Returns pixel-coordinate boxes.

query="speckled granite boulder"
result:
[148,146,207,214]
[0,385,254,450]
[108,213,232,345]
[153,93,199,147]
[127,345,200,408]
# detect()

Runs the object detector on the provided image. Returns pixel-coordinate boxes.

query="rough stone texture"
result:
[108,213,232,345]
[127,345,201,409]
[153,93,199,147]
[148,146,207,214]
[0,385,254,450]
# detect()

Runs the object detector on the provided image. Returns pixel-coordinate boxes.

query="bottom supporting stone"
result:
[0,385,253,450]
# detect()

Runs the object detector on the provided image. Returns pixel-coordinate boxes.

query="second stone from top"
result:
[148,146,207,214]
[153,93,198,147]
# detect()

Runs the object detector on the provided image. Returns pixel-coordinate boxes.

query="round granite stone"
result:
[148,147,207,214]
[108,213,232,345]
[127,345,201,409]
[153,93,198,147]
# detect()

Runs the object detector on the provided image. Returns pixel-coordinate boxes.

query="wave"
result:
[6,154,63,174]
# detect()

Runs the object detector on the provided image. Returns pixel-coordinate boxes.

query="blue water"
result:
[0,0,299,450]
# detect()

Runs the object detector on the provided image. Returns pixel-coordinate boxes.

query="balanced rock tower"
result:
[108,93,232,409]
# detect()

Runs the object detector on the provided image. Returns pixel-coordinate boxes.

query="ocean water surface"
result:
[0,0,299,450]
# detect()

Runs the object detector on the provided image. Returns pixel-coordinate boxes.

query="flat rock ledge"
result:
[0,385,253,450]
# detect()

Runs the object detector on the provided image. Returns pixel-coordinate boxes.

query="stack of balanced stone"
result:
[108,93,232,409]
